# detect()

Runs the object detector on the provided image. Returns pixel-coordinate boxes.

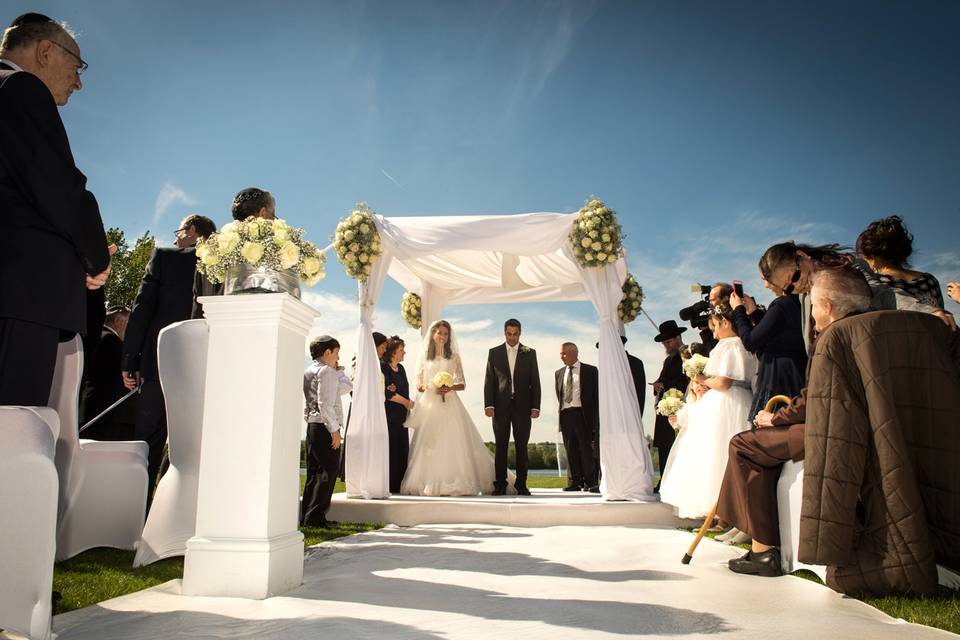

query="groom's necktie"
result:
[563,366,574,405]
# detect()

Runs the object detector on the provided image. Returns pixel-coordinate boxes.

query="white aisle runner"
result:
[49,525,948,640]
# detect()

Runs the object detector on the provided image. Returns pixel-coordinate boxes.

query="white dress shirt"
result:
[0,58,23,71]
[506,343,518,394]
[561,360,583,410]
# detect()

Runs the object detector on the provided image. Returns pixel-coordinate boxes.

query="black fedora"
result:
[654,320,687,342]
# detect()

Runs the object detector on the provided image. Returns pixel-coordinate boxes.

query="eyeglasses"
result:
[46,40,88,75]
[781,259,802,295]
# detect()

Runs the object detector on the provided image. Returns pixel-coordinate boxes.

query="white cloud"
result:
[152,183,195,229]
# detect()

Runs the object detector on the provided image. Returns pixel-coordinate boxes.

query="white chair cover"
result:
[777,460,826,580]
[0,406,59,640]
[134,320,208,566]
[50,336,149,561]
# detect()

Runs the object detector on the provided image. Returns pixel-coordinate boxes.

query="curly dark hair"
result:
[856,215,913,268]
[382,336,404,363]
[231,188,275,221]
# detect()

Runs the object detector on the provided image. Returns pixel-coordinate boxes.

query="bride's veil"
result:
[419,319,461,362]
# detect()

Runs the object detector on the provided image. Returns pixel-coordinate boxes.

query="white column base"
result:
[182,293,319,599]
[182,531,304,599]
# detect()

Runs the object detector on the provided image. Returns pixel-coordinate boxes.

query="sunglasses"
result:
[781,259,801,295]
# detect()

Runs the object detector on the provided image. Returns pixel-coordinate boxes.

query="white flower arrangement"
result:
[432,370,455,403]
[656,388,686,417]
[682,354,709,379]
[569,197,624,268]
[334,203,382,282]
[618,274,644,323]
[195,217,326,286]
[401,291,422,329]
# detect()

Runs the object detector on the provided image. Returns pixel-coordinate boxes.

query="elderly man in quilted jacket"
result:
[718,263,960,596]
[716,265,872,578]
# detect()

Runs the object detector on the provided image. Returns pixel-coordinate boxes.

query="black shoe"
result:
[491,488,506,496]
[587,485,600,493]
[563,483,582,492]
[728,548,783,577]
[516,485,531,496]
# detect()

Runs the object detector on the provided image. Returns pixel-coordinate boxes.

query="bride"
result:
[401,320,511,496]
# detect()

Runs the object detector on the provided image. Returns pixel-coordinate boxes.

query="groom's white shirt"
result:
[506,342,518,394]
[0,58,23,71]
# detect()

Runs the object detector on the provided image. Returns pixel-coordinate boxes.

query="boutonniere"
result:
[520,345,531,354]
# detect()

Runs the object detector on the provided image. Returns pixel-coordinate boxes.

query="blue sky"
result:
[17,0,960,440]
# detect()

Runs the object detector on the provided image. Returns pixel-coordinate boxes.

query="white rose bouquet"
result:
[431,370,455,403]
[401,291,422,329]
[618,274,644,324]
[569,197,624,268]
[656,388,686,417]
[195,217,326,286]
[334,203,382,282]
[682,354,709,379]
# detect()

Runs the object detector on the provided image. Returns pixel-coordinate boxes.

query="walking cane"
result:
[78,385,140,436]
[680,394,794,564]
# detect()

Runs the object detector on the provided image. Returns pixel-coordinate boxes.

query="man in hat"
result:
[652,320,689,490]
[0,13,112,405]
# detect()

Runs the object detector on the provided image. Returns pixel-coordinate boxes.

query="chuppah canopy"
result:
[344,210,656,502]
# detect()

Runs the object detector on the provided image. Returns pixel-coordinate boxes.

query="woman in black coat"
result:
[730,281,807,426]
[381,337,414,493]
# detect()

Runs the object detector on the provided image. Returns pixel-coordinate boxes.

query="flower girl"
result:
[659,303,757,518]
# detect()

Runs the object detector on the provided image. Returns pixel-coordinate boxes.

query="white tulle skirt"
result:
[659,385,753,518]
[401,387,512,496]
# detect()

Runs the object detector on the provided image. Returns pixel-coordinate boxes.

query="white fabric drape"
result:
[345,248,393,499]
[571,247,656,501]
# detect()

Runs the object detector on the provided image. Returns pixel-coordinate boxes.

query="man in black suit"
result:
[122,214,215,506]
[0,13,112,405]
[484,318,541,495]
[81,307,136,441]
[555,342,599,492]
[651,320,689,491]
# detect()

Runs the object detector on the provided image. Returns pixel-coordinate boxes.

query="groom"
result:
[484,318,541,495]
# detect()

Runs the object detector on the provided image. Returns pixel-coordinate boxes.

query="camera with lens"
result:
[679,284,711,330]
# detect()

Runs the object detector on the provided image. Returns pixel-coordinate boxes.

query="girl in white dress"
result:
[401,320,509,496]
[659,303,758,518]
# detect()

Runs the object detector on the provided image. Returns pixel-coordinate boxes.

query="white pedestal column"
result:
[183,293,319,599]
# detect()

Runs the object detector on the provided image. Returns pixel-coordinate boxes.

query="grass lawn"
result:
[694,529,960,635]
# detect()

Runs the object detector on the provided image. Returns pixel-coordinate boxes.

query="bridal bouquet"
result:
[618,274,644,324]
[195,217,326,286]
[682,354,709,379]
[432,370,455,402]
[401,291,422,329]
[334,203,382,282]
[656,388,686,417]
[569,197,624,268]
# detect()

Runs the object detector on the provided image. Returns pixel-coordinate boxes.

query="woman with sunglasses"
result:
[729,272,807,430]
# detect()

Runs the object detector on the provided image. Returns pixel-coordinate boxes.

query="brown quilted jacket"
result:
[798,310,960,596]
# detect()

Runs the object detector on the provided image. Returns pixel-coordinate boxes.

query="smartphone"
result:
[732,280,744,297]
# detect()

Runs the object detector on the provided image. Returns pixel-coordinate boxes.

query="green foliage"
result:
[104,227,156,309]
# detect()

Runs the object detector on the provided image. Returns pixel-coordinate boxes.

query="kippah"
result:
[314,335,334,343]
[10,13,54,27]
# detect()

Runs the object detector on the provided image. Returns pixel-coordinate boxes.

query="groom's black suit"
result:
[0,65,110,405]
[484,343,541,492]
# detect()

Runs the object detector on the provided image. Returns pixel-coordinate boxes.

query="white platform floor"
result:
[328,488,701,528]
[46,524,955,640]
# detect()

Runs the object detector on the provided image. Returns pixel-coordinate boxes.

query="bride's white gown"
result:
[401,354,508,496]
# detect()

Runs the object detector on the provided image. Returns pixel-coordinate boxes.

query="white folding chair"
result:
[0,406,60,640]
[134,320,209,566]
[50,336,149,561]
[777,460,827,581]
